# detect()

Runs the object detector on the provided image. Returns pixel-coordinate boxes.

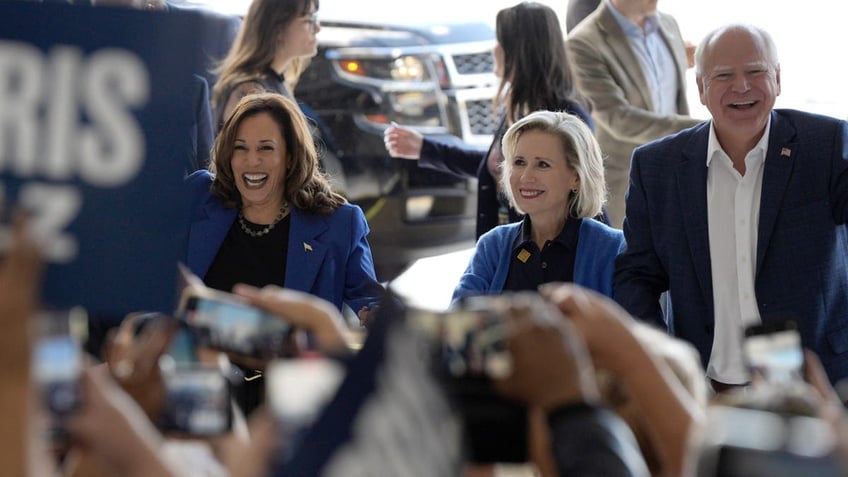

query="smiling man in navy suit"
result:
[614,23,848,389]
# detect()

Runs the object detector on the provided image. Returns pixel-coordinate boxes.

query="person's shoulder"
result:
[567,5,606,40]
[657,9,683,30]
[186,169,213,190]
[580,218,624,243]
[563,101,592,126]
[185,170,215,214]
[776,108,845,129]
[230,79,267,95]
[637,121,706,156]
[478,222,522,246]
[322,202,366,225]
[772,109,848,150]
[334,201,362,217]
[166,2,240,22]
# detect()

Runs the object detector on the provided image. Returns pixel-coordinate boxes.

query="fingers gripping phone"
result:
[407,300,528,464]
[183,292,291,359]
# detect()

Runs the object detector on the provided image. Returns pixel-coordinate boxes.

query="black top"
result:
[503,215,581,292]
[203,214,291,293]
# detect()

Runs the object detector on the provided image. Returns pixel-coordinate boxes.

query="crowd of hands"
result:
[5,213,848,477]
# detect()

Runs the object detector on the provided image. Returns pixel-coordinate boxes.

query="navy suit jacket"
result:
[614,109,848,383]
[185,171,383,314]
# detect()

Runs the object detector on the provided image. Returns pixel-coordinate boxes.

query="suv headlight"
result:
[336,54,438,83]
[332,53,449,130]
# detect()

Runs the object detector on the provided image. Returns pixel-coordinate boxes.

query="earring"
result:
[571,188,578,193]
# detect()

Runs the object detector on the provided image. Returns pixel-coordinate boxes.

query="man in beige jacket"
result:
[567,0,701,228]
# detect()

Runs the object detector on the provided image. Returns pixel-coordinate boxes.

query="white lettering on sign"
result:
[0,183,82,263]
[0,41,149,187]
[0,40,151,263]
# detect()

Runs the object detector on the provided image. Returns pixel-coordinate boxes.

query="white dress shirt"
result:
[606,0,679,115]
[705,119,771,384]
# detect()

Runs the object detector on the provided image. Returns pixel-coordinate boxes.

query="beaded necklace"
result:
[238,203,288,238]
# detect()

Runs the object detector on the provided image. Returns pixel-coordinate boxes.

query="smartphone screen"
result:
[184,295,290,358]
[32,329,84,445]
[161,367,232,436]
[744,322,804,383]
[159,326,233,436]
[163,325,199,367]
[33,335,83,416]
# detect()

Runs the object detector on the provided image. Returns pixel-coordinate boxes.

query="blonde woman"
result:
[452,110,622,306]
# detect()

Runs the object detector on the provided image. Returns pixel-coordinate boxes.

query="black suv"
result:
[295,20,498,280]
[178,2,499,281]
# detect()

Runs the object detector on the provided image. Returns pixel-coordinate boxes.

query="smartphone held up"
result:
[32,307,88,442]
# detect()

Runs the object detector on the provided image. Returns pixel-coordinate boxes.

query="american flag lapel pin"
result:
[304,242,313,252]
[780,147,792,158]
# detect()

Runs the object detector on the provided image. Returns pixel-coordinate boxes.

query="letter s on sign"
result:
[79,49,149,188]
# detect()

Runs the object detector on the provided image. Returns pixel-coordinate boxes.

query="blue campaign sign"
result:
[0,2,208,319]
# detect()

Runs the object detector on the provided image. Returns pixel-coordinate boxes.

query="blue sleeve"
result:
[602,230,627,298]
[342,205,384,313]
[450,230,502,307]
[613,148,667,326]
[574,222,624,298]
[595,229,625,298]
[418,137,485,179]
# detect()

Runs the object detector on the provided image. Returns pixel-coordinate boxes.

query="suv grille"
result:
[452,52,494,75]
[465,99,498,136]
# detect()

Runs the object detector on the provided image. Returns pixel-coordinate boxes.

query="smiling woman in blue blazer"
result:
[187,92,382,318]
[186,93,382,413]
[452,110,624,306]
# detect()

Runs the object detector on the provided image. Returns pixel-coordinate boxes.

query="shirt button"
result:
[541,262,548,269]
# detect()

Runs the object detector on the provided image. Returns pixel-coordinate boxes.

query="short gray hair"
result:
[695,23,779,76]
[499,110,606,218]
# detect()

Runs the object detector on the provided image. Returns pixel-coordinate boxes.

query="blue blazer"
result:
[185,171,383,314]
[453,218,625,306]
[614,109,848,383]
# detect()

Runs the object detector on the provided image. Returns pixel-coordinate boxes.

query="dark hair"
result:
[212,0,318,108]
[494,2,586,124]
[209,93,345,214]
